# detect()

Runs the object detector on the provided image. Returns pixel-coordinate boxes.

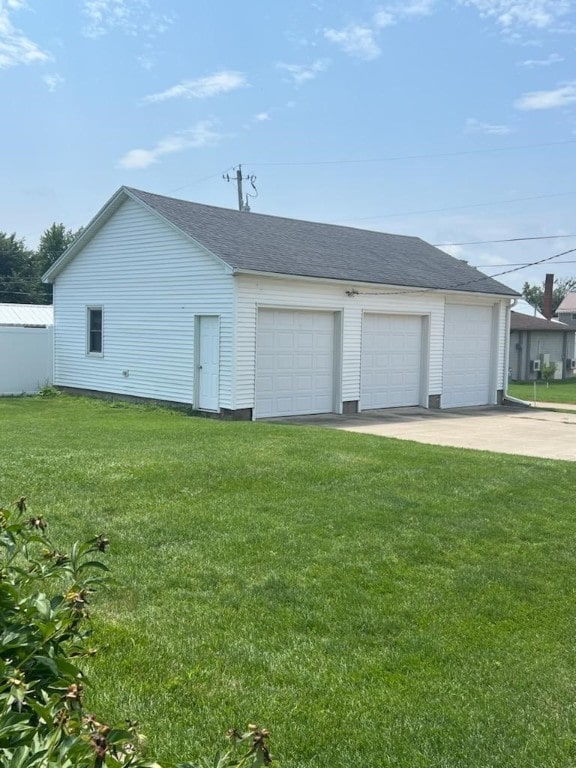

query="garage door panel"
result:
[296,333,314,349]
[256,309,335,417]
[443,304,493,408]
[296,353,314,368]
[361,314,423,410]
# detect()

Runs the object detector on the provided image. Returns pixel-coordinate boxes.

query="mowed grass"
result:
[509,379,576,404]
[1,397,576,768]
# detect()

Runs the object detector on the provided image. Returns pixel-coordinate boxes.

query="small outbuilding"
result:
[43,187,518,418]
[509,311,575,381]
[0,303,53,395]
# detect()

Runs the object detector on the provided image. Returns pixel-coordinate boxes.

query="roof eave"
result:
[232,268,518,299]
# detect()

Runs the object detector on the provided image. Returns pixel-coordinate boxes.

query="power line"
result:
[247,138,576,168]
[350,246,576,299]
[168,165,236,194]
[466,247,576,284]
[472,260,576,268]
[435,233,576,247]
[337,191,575,223]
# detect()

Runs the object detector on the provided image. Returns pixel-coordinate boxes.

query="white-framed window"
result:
[87,306,103,355]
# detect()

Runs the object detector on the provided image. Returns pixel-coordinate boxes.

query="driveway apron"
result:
[267,405,576,461]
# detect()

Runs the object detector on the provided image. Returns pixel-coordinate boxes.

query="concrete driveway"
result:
[268,405,576,461]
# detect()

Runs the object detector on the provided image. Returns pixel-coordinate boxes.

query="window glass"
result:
[88,307,103,354]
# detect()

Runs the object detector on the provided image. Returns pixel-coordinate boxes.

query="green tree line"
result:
[0,223,81,304]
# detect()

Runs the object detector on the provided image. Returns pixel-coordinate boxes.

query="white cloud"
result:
[254,112,270,121]
[82,0,172,38]
[117,121,221,169]
[518,52,564,66]
[402,0,437,15]
[143,70,247,103]
[458,0,573,29]
[324,24,380,60]
[137,54,154,70]
[465,117,514,134]
[276,59,329,84]
[43,73,64,91]
[0,2,50,68]
[373,10,396,28]
[375,0,436,25]
[325,2,435,60]
[514,81,576,109]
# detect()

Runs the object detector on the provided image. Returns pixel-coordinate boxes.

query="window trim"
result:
[86,306,104,356]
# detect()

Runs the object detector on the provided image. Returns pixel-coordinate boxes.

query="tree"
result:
[522,277,576,316]
[34,223,80,303]
[0,232,38,303]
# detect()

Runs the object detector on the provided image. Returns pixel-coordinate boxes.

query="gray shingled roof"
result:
[126,187,517,296]
[511,312,570,332]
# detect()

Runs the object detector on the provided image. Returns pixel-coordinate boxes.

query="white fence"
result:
[0,326,53,395]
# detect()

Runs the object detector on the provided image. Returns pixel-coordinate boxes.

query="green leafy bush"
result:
[0,497,273,768]
[541,362,557,386]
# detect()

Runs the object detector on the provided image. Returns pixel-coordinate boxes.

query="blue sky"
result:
[1,0,576,292]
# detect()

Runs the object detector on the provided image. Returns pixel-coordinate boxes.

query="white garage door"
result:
[256,309,335,418]
[443,304,493,408]
[361,314,423,410]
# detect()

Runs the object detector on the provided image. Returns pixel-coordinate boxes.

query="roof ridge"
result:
[124,186,423,242]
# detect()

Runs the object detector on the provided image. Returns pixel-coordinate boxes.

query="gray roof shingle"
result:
[126,187,517,296]
[511,312,570,332]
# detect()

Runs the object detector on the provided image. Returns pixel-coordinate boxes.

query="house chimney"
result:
[543,273,554,320]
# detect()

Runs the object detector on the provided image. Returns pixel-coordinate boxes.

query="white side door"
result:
[197,316,220,411]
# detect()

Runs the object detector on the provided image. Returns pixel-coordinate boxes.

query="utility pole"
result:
[223,164,257,212]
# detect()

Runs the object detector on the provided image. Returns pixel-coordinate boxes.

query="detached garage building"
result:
[43,187,517,418]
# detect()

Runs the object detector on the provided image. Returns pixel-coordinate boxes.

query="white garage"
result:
[442,304,494,408]
[361,314,423,410]
[43,186,517,418]
[255,309,335,418]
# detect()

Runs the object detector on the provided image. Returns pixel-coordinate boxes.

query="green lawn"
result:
[1,396,576,768]
[509,379,576,403]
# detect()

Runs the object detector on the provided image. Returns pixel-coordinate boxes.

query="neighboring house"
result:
[509,311,574,381]
[555,293,576,329]
[0,303,53,395]
[43,187,518,419]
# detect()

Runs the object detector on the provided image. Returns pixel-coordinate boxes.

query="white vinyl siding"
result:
[53,197,234,406]
[496,300,508,391]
